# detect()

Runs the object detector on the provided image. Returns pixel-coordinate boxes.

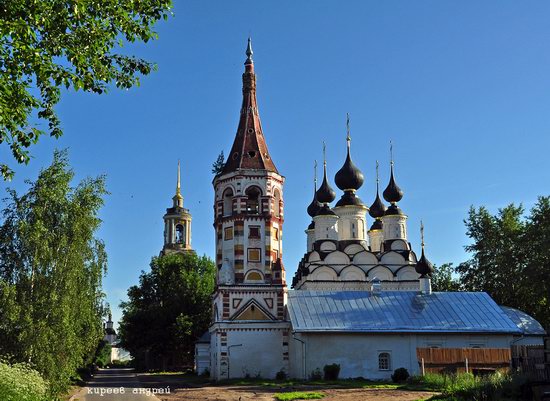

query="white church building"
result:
[196,40,545,380]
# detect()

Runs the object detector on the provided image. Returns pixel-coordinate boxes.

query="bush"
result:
[276,369,287,380]
[309,368,322,381]
[408,372,528,400]
[323,363,340,381]
[391,367,409,383]
[0,361,48,401]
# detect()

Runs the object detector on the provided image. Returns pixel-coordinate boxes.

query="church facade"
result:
[202,40,545,381]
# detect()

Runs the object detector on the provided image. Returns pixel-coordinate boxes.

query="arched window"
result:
[245,186,261,214]
[378,352,391,371]
[175,224,184,244]
[273,189,281,217]
[223,188,234,217]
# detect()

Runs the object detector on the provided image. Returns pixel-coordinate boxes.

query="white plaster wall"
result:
[226,330,286,379]
[334,206,367,241]
[368,229,384,253]
[289,333,514,380]
[382,215,408,241]
[195,343,210,374]
[314,215,339,241]
[511,336,544,346]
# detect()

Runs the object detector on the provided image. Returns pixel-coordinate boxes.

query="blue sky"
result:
[2,1,550,327]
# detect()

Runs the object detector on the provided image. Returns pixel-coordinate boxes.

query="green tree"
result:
[0,150,108,396]
[211,151,225,175]
[523,197,550,328]
[0,0,172,180]
[456,200,550,329]
[118,252,215,370]
[431,263,461,292]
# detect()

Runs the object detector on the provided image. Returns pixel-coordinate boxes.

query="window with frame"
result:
[249,226,261,239]
[378,352,391,371]
[248,248,261,262]
[273,227,279,240]
[224,227,233,241]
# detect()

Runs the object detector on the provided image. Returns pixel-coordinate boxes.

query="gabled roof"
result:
[287,290,521,334]
[500,306,546,336]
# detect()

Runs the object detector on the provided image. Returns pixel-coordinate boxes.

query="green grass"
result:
[407,372,528,401]
[274,392,325,401]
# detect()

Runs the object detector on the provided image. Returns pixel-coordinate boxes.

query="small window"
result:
[248,248,261,262]
[378,352,391,371]
[273,228,279,240]
[249,226,261,239]
[224,227,233,241]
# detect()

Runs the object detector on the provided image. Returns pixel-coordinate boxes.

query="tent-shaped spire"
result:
[222,38,278,174]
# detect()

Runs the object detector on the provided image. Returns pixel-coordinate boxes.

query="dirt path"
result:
[152,385,436,401]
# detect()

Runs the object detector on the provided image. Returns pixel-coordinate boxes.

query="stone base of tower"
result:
[209,321,291,380]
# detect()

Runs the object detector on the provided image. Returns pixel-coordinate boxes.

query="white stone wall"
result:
[334,206,367,241]
[289,332,514,380]
[209,322,290,380]
[195,343,211,375]
[382,214,408,241]
[314,215,339,241]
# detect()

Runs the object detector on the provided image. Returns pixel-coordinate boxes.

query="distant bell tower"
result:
[161,161,193,255]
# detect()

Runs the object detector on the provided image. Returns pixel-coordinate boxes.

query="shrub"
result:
[0,361,48,401]
[391,367,409,383]
[309,368,322,381]
[323,363,340,381]
[276,369,287,380]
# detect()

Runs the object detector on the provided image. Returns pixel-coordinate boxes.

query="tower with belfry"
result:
[208,39,290,380]
[161,161,193,255]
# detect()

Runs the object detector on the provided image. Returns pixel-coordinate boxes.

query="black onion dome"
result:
[415,249,434,277]
[316,204,336,216]
[383,165,404,203]
[369,219,383,231]
[385,203,404,216]
[316,166,336,204]
[335,149,364,191]
[369,191,386,218]
[335,191,365,207]
[307,193,322,217]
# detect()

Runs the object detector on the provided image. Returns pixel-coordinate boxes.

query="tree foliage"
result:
[0,150,108,395]
[211,151,225,175]
[431,263,461,292]
[457,198,550,329]
[118,252,215,370]
[0,0,173,180]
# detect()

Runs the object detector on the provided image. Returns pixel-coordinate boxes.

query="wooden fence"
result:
[511,345,549,381]
[417,348,511,374]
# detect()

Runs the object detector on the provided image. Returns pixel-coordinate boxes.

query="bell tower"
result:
[209,39,290,381]
[161,161,193,255]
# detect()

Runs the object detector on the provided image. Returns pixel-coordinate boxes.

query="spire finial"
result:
[323,141,327,169]
[346,113,351,150]
[314,160,318,190]
[245,37,253,65]
[390,140,394,167]
[176,160,181,194]
[420,220,425,250]
[376,160,380,189]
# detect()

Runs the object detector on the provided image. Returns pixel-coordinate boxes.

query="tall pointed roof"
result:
[222,38,278,174]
